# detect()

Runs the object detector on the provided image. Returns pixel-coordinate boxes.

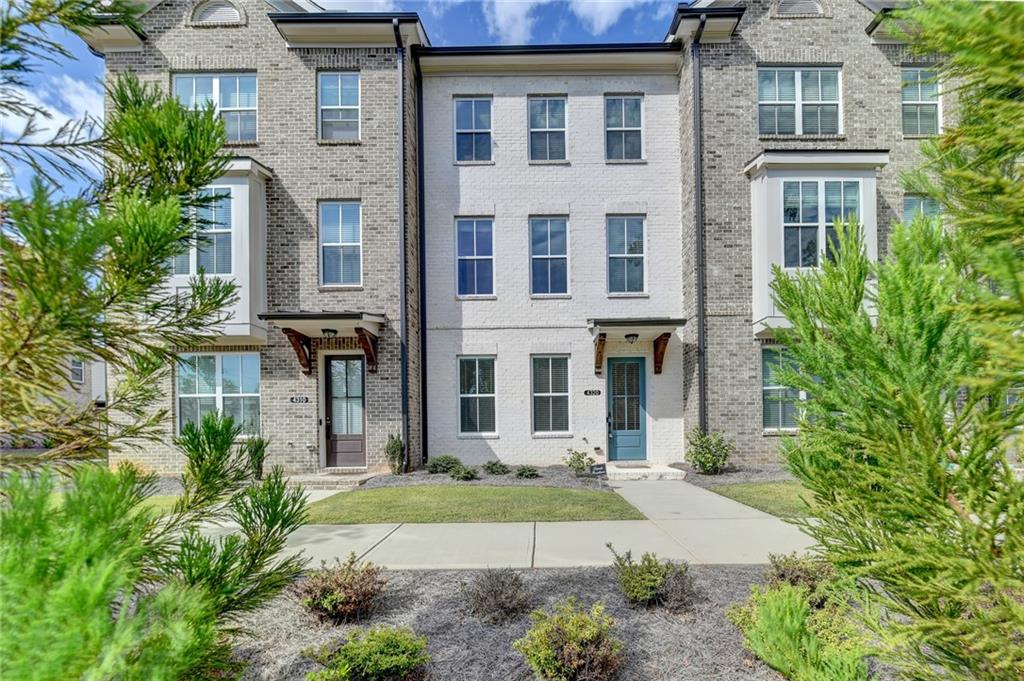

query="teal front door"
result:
[607,357,646,461]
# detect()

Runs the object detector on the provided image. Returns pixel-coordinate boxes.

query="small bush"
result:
[686,427,734,474]
[767,552,837,609]
[425,455,461,475]
[564,449,596,476]
[299,553,387,623]
[482,460,511,475]
[515,465,540,479]
[513,597,624,681]
[449,464,479,481]
[465,567,531,624]
[241,435,268,480]
[607,543,691,610]
[306,627,429,681]
[385,434,404,475]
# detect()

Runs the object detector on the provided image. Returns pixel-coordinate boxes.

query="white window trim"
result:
[457,355,497,437]
[318,71,360,141]
[173,73,258,143]
[757,67,843,136]
[531,355,571,435]
[453,96,493,163]
[781,178,861,271]
[761,346,805,433]
[529,216,571,298]
[172,186,233,277]
[903,193,941,222]
[69,358,85,384]
[455,217,495,299]
[527,95,567,162]
[606,214,647,296]
[319,201,363,288]
[604,94,644,161]
[900,67,941,137]
[176,352,261,436]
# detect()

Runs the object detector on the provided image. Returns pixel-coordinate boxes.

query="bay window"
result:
[782,179,859,268]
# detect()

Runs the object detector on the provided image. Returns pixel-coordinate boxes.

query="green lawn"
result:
[50,493,179,515]
[709,481,812,518]
[304,485,645,524]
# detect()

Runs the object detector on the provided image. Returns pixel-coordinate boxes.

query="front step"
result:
[286,472,374,490]
[605,463,688,481]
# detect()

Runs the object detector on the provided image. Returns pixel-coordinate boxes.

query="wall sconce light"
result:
[625,333,639,344]
[321,328,338,338]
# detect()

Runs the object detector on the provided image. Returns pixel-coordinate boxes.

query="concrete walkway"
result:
[213,480,813,568]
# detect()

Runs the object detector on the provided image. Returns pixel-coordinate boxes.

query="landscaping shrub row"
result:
[425,454,541,481]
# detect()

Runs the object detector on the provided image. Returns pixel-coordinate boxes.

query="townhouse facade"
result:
[83,0,942,473]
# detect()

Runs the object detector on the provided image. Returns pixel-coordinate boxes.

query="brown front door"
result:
[325,356,366,467]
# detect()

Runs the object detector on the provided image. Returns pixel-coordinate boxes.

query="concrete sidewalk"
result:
[212,480,813,568]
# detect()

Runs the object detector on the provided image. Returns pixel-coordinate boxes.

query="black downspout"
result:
[414,51,429,464]
[393,19,410,470]
[693,15,709,433]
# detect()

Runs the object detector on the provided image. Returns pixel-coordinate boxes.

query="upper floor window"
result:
[455,98,491,162]
[459,356,496,434]
[172,188,232,276]
[530,217,568,296]
[192,0,242,24]
[320,202,361,287]
[69,358,85,384]
[528,96,566,161]
[758,67,840,136]
[319,72,360,141]
[762,346,800,431]
[174,73,257,142]
[177,352,260,434]
[605,95,642,160]
[783,179,859,268]
[456,218,493,297]
[607,216,645,294]
[903,194,940,222]
[901,68,939,135]
[532,355,570,433]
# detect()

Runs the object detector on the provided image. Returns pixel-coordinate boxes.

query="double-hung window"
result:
[758,67,840,135]
[455,98,492,162]
[177,353,260,433]
[901,68,939,136]
[903,194,940,223]
[607,216,645,294]
[456,218,493,296]
[459,356,495,434]
[532,356,569,433]
[172,188,232,275]
[69,358,85,384]
[319,72,360,140]
[782,180,859,268]
[320,202,361,286]
[605,95,642,160]
[762,346,801,431]
[528,96,566,161]
[174,74,257,142]
[530,217,568,295]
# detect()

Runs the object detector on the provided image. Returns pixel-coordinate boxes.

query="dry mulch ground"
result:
[234,565,780,681]
[362,465,610,491]
[675,464,794,490]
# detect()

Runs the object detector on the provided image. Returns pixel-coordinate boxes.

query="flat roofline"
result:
[589,318,687,328]
[268,11,422,23]
[417,42,682,57]
[259,311,386,321]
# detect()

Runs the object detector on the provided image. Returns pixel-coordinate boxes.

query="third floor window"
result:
[605,95,642,160]
[901,68,939,136]
[455,98,492,162]
[319,72,360,141]
[174,73,257,142]
[528,96,566,161]
[456,218,494,296]
[320,202,362,287]
[758,67,840,136]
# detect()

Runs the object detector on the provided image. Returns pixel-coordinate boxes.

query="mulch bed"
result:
[675,464,795,490]
[234,564,780,680]
[362,465,610,491]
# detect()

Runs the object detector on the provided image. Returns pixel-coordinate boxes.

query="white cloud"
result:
[481,0,554,45]
[567,0,670,35]
[316,0,398,10]
[0,74,103,142]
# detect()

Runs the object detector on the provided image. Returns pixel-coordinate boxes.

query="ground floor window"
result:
[762,346,800,430]
[532,355,570,433]
[177,353,260,434]
[459,356,495,434]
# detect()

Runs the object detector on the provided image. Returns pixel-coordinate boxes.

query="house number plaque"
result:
[584,389,602,396]
[289,396,310,404]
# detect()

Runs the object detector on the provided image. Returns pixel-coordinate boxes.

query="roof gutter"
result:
[692,13,709,433]
[393,18,411,471]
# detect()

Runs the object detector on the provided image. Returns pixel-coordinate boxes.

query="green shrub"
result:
[241,435,268,480]
[385,434,404,475]
[563,449,595,476]
[482,460,511,475]
[449,465,479,481]
[513,597,624,681]
[300,553,387,623]
[425,455,461,475]
[515,465,540,479]
[607,543,691,611]
[465,567,531,624]
[307,627,429,681]
[767,553,837,609]
[686,427,734,474]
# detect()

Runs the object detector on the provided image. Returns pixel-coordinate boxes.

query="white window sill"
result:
[763,428,799,437]
[458,433,499,440]
[456,295,497,301]
[532,432,574,439]
[902,134,938,140]
[758,134,845,141]
[320,285,364,291]
[607,292,649,298]
[605,158,646,165]
[454,160,495,166]
[319,139,362,146]
[529,159,570,166]
[531,294,571,300]
[223,140,258,147]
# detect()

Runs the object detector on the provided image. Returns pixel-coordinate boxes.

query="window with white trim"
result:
[458,356,495,434]
[456,218,493,296]
[607,215,645,294]
[320,202,361,286]
[69,358,85,384]
[762,346,801,430]
[454,98,492,162]
[177,353,260,433]
[530,217,568,295]
[758,67,840,135]
[901,68,939,136]
[605,95,642,160]
[172,187,232,275]
[532,355,569,433]
[173,74,257,142]
[319,72,359,141]
[782,179,860,268]
[528,96,566,161]
[903,194,940,222]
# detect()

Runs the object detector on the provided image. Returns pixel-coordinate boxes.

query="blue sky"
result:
[3,1,680,194]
